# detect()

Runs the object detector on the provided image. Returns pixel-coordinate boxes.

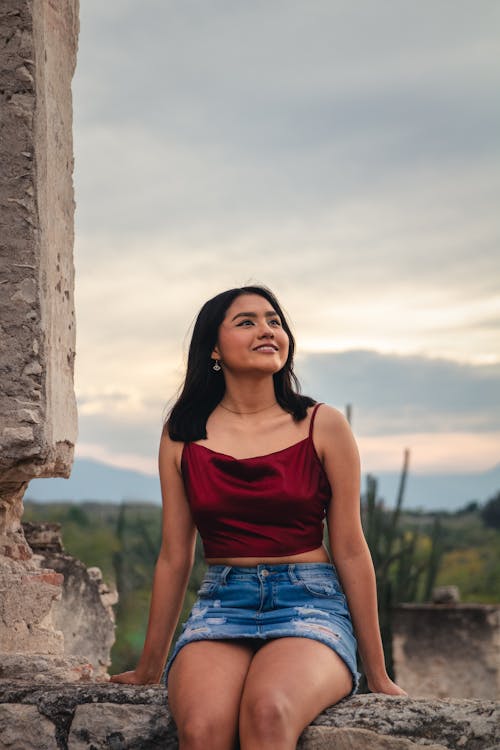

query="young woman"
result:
[111,285,406,750]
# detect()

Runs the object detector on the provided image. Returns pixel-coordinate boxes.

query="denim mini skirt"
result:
[163,562,360,695]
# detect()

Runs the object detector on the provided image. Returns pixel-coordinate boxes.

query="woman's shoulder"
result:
[310,403,356,454]
[312,402,350,429]
[159,425,185,473]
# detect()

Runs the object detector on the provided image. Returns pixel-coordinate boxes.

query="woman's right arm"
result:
[110,430,197,684]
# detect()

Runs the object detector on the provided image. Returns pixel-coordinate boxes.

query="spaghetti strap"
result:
[308,402,323,438]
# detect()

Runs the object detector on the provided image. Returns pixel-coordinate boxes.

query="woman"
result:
[111,285,406,749]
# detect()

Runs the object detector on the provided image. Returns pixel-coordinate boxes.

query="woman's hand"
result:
[109,669,162,686]
[367,674,408,696]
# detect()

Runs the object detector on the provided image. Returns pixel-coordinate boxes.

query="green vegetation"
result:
[402,504,500,604]
[356,455,500,685]
[359,449,444,683]
[23,486,500,677]
[481,490,500,530]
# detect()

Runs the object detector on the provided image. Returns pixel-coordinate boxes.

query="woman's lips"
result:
[253,345,278,352]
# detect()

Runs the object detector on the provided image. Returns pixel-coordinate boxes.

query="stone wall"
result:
[393,604,500,700]
[0,0,79,529]
[0,0,84,679]
[21,522,117,680]
[0,519,117,683]
[0,686,499,750]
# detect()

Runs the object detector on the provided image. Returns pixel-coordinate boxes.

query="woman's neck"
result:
[219,375,277,414]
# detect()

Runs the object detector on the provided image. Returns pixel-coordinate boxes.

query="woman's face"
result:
[211,293,289,375]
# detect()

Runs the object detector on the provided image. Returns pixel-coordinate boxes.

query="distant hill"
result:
[26,458,161,504]
[25,457,500,511]
[369,463,500,510]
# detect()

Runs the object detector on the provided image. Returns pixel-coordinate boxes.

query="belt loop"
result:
[220,565,232,585]
[288,563,297,583]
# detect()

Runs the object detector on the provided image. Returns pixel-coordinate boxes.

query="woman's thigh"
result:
[239,637,352,741]
[167,639,257,746]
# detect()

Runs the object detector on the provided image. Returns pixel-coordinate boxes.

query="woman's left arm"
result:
[317,405,407,695]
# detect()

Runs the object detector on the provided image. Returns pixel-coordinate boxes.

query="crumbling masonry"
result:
[0,0,93,680]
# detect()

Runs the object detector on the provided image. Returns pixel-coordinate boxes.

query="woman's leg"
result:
[239,637,353,750]
[167,639,257,750]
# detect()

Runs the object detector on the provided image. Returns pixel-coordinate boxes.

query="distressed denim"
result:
[163,562,360,695]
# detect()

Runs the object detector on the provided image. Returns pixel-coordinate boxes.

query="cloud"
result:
[74,349,500,474]
[73,1,500,245]
[72,2,500,347]
[69,1,500,476]
[296,350,500,435]
[358,431,500,475]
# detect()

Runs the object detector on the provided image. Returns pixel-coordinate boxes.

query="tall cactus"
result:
[422,517,444,602]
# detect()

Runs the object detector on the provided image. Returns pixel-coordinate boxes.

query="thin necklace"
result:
[219,401,278,415]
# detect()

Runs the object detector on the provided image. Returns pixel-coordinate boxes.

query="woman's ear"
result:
[211,344,220,359]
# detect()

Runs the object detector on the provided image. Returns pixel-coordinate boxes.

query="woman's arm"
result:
[111,430,197,684]
[316,405,406,695]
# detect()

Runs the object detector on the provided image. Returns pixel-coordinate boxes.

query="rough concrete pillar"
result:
[0,0,87,679]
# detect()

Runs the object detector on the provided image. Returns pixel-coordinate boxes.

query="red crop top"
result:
[181,402,332,558]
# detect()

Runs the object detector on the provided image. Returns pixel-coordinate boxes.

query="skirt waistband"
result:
[204,562,339,584]
[206,562,336,573]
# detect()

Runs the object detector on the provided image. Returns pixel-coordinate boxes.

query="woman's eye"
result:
[269,319,281,326]
[237,319,254,326]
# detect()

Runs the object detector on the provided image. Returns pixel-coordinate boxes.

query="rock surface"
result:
[22,522,117,679]
[0,685,498,749]
[393,604,500,700]
[68,704,170,750]
[297,727,449,749]
[0,704,57,750]
[0,654,93,685]
[0,557,64,655]
[0,0,79,514]
[0,0,80,683]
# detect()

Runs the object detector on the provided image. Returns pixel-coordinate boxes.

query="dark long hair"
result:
[165,285,315,442]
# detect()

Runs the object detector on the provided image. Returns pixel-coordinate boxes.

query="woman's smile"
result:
[213,293,290,371]
[253,344,279,353]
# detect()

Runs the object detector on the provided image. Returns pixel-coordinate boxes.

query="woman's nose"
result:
[258,325,274,338]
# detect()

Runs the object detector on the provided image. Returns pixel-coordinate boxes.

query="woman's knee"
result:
[176,711,236,750]
[240,691,294,740]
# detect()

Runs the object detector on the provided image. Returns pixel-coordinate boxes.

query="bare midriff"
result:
[205,544,331,567]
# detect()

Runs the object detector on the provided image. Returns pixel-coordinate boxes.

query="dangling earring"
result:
[212,359,221,372]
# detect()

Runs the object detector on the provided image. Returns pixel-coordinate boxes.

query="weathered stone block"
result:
[0,558,64,654]
[68,704,170,750]
[0,704,57,749]
[0,653,92,684]
[23,522,117,678]
[393,604,500,700]
[0,0,81,679]
[297,726,448,749]
[0,0,79,546]
[1,687,499,749]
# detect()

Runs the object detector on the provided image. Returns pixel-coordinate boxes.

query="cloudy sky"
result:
[71,1,500,480]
